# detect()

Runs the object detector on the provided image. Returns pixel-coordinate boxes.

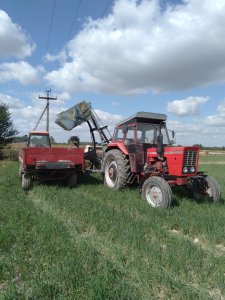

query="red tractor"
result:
[56,102,221,208]
[102,112,221,208]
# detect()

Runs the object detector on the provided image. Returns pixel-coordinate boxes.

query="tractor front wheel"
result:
[142,176,172,208]
[103,150,129,190]
[192,176,221,203]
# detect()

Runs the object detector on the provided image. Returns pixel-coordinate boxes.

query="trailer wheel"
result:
[68,173,77,188]
[19,163,23,178]
[192,176,221,203]
[142,176,172,208]
[22,173,32,190]
[103,150,129,190]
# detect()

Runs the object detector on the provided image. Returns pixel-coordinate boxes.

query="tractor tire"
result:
[68,173,78,188]
[103,149,130,190]
[142,176,172,208]
[22,173,32,190]
[192,176,221,203]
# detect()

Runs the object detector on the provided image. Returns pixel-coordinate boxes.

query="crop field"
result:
[1,157,225,299]
[199,152,225,164]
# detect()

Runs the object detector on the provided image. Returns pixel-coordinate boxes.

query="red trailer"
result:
[18,131,84,189]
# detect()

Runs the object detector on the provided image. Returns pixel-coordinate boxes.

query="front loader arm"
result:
[55,101,92,131]
[55,101,111,144]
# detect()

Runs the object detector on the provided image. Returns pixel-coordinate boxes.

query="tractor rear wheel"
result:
[22,173,32,190]
[142,176,172,208]
[103,149,130,190]
[192,176,221,203]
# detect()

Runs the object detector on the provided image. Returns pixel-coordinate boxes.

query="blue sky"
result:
[0,0,225,146]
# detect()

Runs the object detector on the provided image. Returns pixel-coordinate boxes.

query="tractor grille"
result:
[183,150,197,166]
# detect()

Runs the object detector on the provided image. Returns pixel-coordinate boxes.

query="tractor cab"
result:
[28,131,51,148]
[112,112,174,172]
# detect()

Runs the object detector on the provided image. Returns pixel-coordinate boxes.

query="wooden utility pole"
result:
[33,89,57,132]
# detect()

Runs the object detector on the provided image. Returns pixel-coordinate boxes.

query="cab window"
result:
[113,128,123,140]
[29,135,50,147]
[125,126,135,144]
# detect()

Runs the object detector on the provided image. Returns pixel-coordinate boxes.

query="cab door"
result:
[136,128,145,172]
[124,125,136,172]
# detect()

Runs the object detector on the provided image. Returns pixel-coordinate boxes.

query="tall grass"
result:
[0,160,225,299]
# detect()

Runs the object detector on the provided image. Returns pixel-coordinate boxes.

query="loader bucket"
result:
[55,101,92,131]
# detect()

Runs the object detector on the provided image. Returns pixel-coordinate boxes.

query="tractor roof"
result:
[116,112,167,127]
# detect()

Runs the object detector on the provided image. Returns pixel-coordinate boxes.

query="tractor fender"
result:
[104,142,129,156]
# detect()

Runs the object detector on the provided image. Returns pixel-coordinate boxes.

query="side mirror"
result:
[172,130,175,138]
[156,134,164,156]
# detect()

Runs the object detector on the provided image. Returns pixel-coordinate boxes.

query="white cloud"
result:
[57,92,71,102]
[204,100,225,126]
[0,93,24,109]
[94,109,122,135]
[0,61,44,85]
[0,10,35,58]
[94,109,122,123]
[44,50,67,65]
[205,115,225,126]
[46,0,225,95]
[217,100,225,117]
[167,119,225,146]
[167,96,208,116]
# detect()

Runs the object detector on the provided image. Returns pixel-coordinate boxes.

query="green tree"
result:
[193,144,204,149]
[13,135,28,143]
[0,102,19,148]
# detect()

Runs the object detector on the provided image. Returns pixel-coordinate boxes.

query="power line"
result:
[100,0,114,19]
[39,0,56,97]
[46,0,57,53]
[77,0,114,60]
[66,0,82,42]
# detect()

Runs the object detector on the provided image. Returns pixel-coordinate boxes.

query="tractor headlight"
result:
[183,167,188,173]
[190,166,195,173]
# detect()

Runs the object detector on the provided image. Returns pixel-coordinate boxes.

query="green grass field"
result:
[1,159,225,299]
